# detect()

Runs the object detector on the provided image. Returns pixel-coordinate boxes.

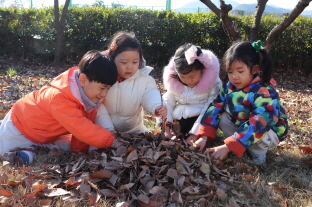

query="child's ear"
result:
[79,73,88,87]
[252,65,260,74]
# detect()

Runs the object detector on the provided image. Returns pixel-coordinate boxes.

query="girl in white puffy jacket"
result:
[163,43,221,144]
[94,31,167,138]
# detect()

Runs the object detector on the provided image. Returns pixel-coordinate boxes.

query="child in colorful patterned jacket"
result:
[194,40,289,165]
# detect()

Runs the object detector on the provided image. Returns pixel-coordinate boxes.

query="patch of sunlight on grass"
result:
[6,66,20,76]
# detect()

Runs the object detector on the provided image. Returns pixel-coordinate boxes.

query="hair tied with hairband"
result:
[251,40,263,52]
[110,40,118,51]
[184,45,200,65]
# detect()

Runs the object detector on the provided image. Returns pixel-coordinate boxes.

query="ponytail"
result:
[258,48,274,85]
[222,40,275,85]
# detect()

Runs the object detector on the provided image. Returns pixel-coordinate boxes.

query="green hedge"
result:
[0,7,311,73]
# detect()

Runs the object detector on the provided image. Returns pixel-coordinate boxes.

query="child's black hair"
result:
[78,50,118,85]
[107,31,144,68]
[174,43,205,75]
[222,41,274,85]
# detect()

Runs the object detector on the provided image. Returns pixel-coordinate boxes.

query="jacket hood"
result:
[51,67,83,104]
[163,49,220,94]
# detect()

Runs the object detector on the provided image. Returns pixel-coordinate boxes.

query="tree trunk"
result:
[249,0,268,41]
[200,0,241,41]
[219,0,241,41]
[264,0,312,50]
[200,0,312,49]
[200,0,220,16]
[54,0,70,65]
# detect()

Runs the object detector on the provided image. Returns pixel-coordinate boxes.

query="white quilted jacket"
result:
[163,49,222,135]
[95,66,162,134]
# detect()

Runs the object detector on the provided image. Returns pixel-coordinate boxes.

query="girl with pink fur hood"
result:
[162,43,221,144]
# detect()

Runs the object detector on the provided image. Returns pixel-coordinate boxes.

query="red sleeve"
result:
[50,93,115,152]
[224,136,246,157]
[197,125,217,140]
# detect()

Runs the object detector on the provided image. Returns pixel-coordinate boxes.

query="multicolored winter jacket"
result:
[197,76,289,157]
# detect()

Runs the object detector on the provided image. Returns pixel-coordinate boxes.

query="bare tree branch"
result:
[219,0,241,41]
[60,0,70,26]
[249,0,268,41]
[54,0,60,30]
[54,0,70,65]
[200,0,311,50]
[264,0,311,50]
[199,0,221,16]
[200,0,241,41]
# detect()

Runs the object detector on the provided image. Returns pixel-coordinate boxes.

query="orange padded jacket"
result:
[11,67,114,153]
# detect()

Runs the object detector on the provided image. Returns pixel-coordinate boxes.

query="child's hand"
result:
[204,144,230,160]
[155,106,167,118]
[193,136,207,151]
[186,134,198,145]
[164,126,172,139]
[110,139,124,149]
[110,130,117,137]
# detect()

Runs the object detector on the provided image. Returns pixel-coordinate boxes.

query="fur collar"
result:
[163,49,220,94]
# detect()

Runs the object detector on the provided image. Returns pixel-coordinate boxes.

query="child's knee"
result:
[256,130,279,149]
[246,132,277,161]
[219,113,237,137]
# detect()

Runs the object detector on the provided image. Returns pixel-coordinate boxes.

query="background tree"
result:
[0,0,25,8]
[54,0,70,65]
[199,0,312,50]
[93,0,105,7]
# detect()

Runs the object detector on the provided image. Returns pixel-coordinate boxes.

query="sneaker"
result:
[16,150,36,165]
[251,155,266,165]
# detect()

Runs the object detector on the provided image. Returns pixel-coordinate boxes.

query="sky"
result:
[101,0,312,10]
[5,0,312,10]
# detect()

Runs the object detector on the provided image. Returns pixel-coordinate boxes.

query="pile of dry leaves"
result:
[1,55,312,206]
[0,132,265,207]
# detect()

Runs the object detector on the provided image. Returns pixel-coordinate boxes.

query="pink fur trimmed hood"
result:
[163,49,220,94]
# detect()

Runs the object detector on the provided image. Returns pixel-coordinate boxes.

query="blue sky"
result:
[6,0,312,10]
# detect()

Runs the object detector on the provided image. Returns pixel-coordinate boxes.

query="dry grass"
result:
[0,60,312,206]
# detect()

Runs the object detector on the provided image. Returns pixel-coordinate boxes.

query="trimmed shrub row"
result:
[0,7,311,72]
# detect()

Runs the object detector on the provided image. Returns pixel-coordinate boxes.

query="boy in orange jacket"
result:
[0,50,119,165]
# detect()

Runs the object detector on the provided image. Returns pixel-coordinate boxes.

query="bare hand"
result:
[204,144,230,160]
[164,126,172,139]
[110,139,124,149]
[192,137,207,151]
[155,106,167,118]
[186,134,198,145]
[110,130,117,137]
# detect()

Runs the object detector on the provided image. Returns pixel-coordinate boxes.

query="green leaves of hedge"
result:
[0,6,311,73]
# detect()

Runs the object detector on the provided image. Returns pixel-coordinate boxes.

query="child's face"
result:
[178,69,202,88]
[114,50,140,80]
[227,61,259,89]
[79,74,111,103]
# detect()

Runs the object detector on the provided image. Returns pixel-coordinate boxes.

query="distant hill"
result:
[174,0,239,13]
[233,3,312,16]
[234,4,290,13]
[302,10,312,16]
[174,0,312,17]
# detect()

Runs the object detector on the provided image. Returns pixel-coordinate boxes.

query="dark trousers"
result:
[178,116,199,134]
